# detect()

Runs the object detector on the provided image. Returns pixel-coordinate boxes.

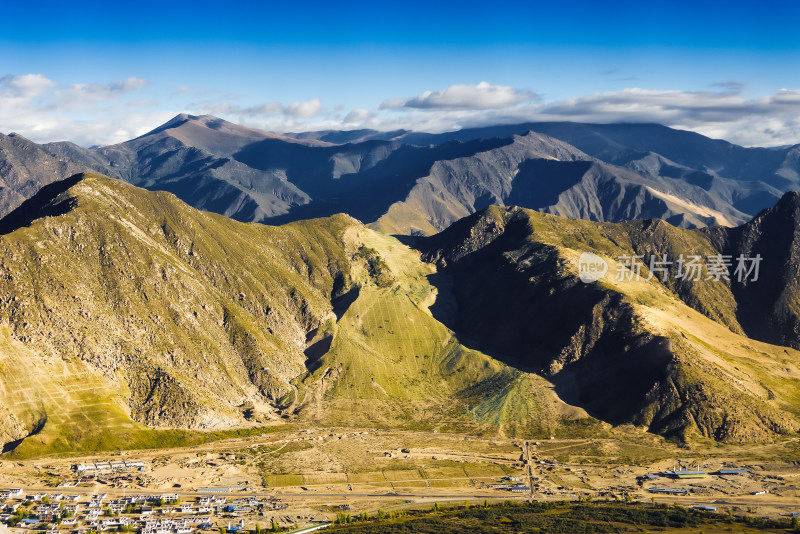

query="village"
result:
[1,431,799,532]
[0,486,297,534]
[2,458,798,534]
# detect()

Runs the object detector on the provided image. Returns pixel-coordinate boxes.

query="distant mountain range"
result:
[1,115,798,233]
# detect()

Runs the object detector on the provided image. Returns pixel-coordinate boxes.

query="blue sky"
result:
[1,0,799,146]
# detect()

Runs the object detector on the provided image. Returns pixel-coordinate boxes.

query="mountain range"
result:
[1,117,800,456]
[0,173,799,456]
[2,115,798,235]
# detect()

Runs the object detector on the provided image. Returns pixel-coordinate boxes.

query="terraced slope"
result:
[290,229,583,436]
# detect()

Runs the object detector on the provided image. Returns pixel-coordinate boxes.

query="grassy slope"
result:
[293,228,588,436]
[0,174,356,455]
[0,175,594,457]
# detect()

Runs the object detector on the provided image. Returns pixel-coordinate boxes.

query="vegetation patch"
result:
[353,245,394,288]
[326,501,795,533]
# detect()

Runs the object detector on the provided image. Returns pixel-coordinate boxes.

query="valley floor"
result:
[2,429,799,532]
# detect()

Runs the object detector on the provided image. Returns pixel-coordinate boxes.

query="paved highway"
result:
[8,483,799,513]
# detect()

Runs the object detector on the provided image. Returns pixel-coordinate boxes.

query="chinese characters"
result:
[613,254,761,282]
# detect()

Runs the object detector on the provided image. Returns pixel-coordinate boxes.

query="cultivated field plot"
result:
[423,466,469,480]
[347,471,387,483]
[462,463,509,478]
[391,480,429,489]
[302,472,348,485]
[429,478,472,488]
[260,461,508,490]
[263,474,304,487]
[382,469,424,481]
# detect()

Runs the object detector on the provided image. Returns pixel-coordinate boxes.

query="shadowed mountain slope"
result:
[318,122,799,188]
[3,117,796,234]
[420,201,800,442]
[0,133,116,218]
[704,192,800,349]
[372,132,749,235]
[296,122,799,224]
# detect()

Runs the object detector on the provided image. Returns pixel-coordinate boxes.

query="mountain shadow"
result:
[0,173,85,235]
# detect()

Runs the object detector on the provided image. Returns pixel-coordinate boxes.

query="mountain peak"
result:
[136,113,220,139]
[775,189,800,208]
[750,189,800,226]
[166,113,233,129]
[168,112,195,123]
[3,132,34,144]
[129,113,331,150]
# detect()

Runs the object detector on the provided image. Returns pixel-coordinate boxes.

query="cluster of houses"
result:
[488,476,531,493]
[641,466,751,495]
[73,461,147,474]
[638,467,751,483]
[0,489,273,533]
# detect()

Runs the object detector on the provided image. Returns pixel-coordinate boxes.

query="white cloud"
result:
[531,88,800,146]
[381,81,538,110]
[2,73,800,148]
[370,85,800,147]
[53,77,150,111]
[285,98,322,117]
[193,98,324,121]
[0,73,162,146]
[198,101,285,118]
[199,85,800,147]
[0,73,55,98]
[343,108,372,123]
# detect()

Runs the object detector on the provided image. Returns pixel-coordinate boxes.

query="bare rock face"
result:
[0,408,28,448]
